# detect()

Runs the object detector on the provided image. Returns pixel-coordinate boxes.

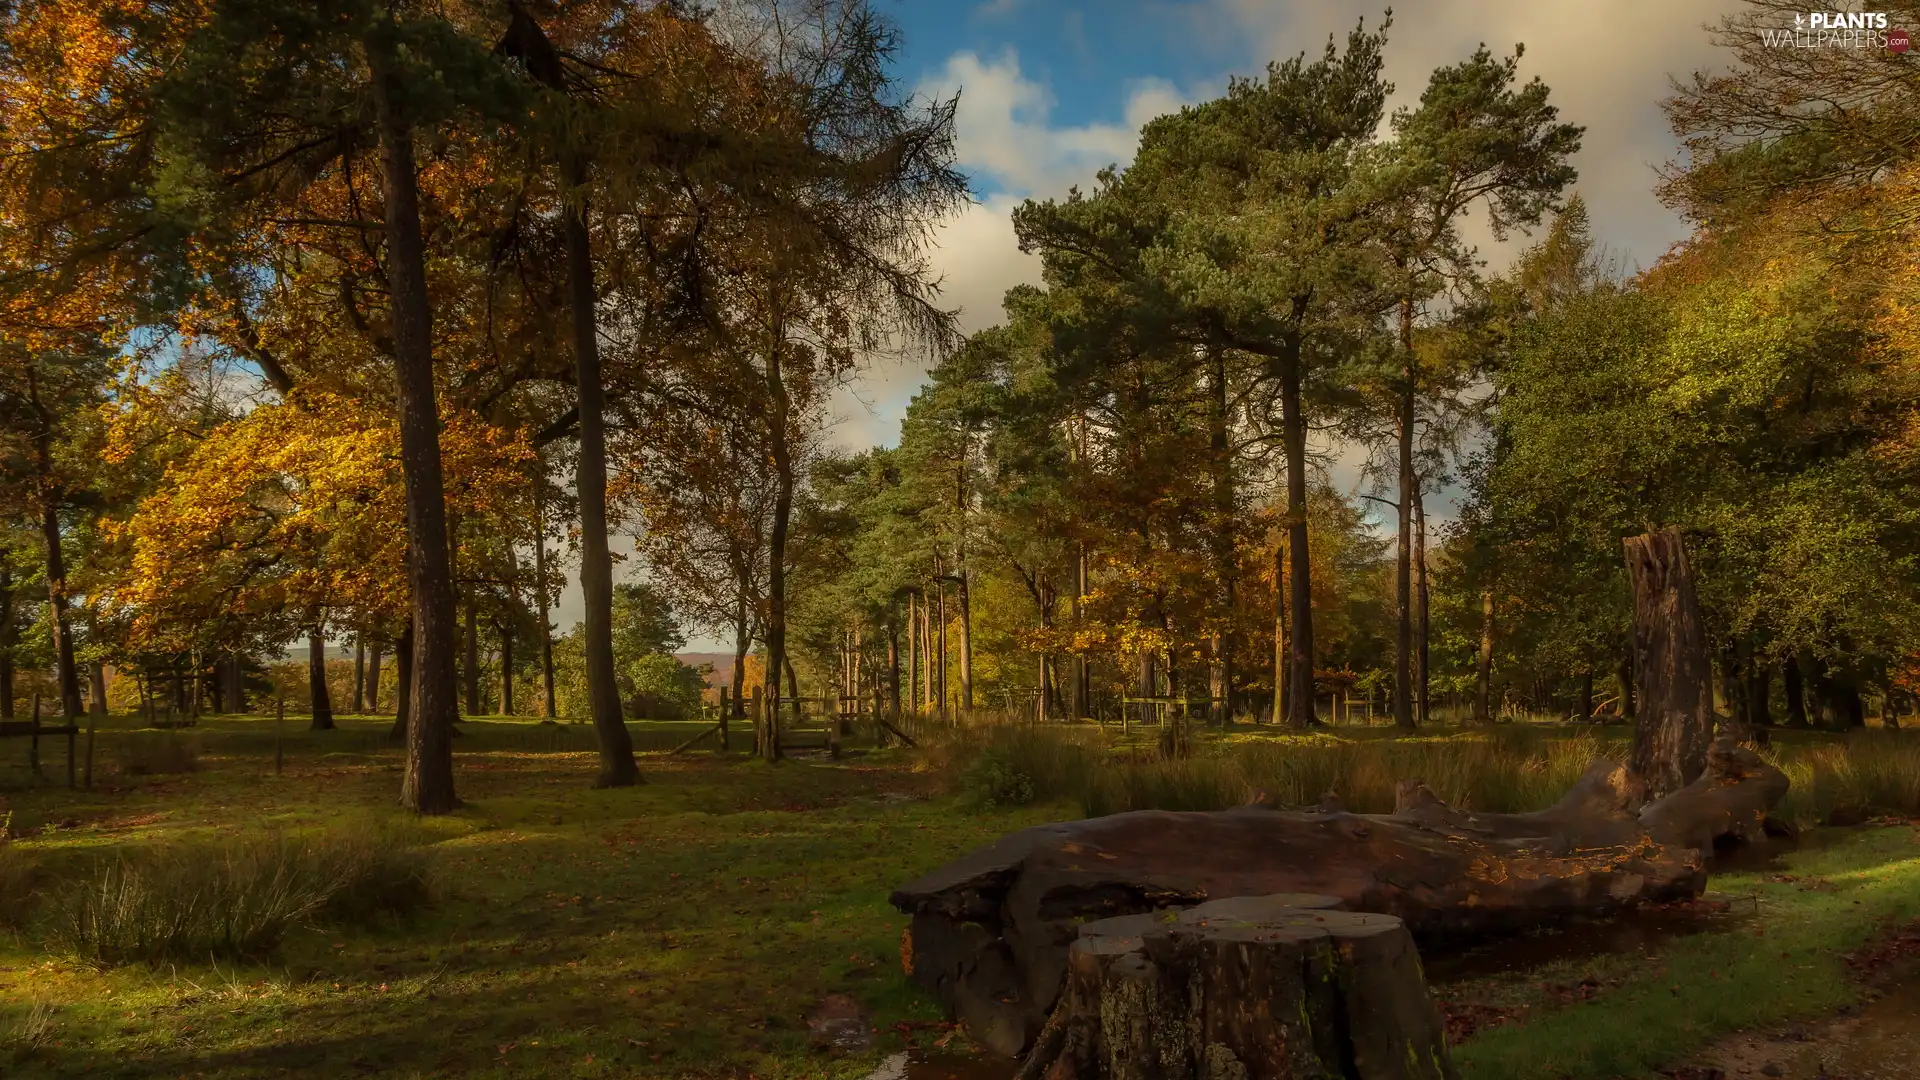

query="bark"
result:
[1783,656,1808,727]
[1413,489,1431,726]
[0,561,12,720]
[499,621,514,717]
[1073,541,1090,719]
[957,571,975,712]
[534,484,557,719]
[389,622,415,742]
[1276,339,1315,729]
[907,591,920,717]
[1394,302,1416,731]
[566,179,638,786]
[1271,540,1287,726]
[764,327,796,760]
[1577,669,1594,722]
[1751,645,1774,722]
[463,590,479,716]
[1619,653,1636,720]
[368,27,458,813]
[30,374,83,721]
[225,654,244,716]
[308,627,335,730]
[1473,587,1495,723]
[887,616,902,734]
[90,662,109,718]
[1623,529,1714,800]
[353,637,367,714]
[898,749,1788,1056]
[1018,896,1455,1080]
[936,580,949,717]
[1207,347,1234,727]
[366,645,382,714]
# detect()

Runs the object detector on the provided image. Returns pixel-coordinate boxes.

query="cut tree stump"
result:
[894,753,1789,1056]
[1016,894,1455,1080]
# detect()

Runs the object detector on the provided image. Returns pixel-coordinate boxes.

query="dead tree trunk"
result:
[1623,528,1713,799]
[895,751,1787,1057]
[1018,895,1455,1080]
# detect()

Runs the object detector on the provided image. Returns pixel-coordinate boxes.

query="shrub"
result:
[114,732,200,776]
[51,826,435,968]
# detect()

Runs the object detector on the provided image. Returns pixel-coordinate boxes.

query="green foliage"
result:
[623,651,705,720]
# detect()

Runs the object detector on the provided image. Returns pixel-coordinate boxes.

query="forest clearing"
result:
[5,716,1920,1079]
[5,0,1920,1077]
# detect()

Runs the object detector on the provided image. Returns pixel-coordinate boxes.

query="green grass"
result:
[1450,825,1920,1079]
[1,713,1918,1078]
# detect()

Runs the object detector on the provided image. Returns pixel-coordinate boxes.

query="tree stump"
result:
[1623,528,1714,799]
[1018,894,1455,1080]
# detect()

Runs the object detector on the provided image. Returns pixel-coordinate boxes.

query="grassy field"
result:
[2,714,1918,1079]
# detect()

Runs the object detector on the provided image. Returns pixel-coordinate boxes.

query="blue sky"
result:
[819,0,1745,452]
[630,0,1755,648]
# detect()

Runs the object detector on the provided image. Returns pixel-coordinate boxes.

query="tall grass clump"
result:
[1081,756,1246,817]
[918,720,1103,808]
[51,826,435,967]
[0,999,56,1066]
[1232,727,1606,814]
[113,731,200,776]
[1769,731,1920,825]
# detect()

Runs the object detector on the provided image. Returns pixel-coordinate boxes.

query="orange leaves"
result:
[109,392,533,649]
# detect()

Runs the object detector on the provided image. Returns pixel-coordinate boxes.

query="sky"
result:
[590,0,1749,649]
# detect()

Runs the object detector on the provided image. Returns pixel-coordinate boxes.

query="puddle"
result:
[1424,903,1747,985]
[862,1050,1015,1080]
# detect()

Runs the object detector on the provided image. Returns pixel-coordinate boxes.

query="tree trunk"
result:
[1393,301,1416,731]
[1073,541,1090,720]
[389,622,415,742]
[366,645,382,714]
[565,181,639,786]
[27,369,83,721]
[90,662,109,718]
[1277,339,1315,729]
[1623,528,1713,800]
[907,591,920,717]
[958,572,974,712]
[762,323,797,760]
[888,616,902,733]
[308,626,335,730]
[368,27,458,813]
[730,610,750,742]
[1019,897,1456,1080]
[1740,640,1770,730]
[533,482,558,719]
[0,561,12,720]
[499,621,514,717]
[896,748,1786,1056]
[1413,488,1431,727]
[1271,540,1287,726]
[1577,669,1594,722]
[1474,586,1494,723]
[1208,347,1234,727]
[1783,656,1808,727]
[353,637,367,714]
[226,654,245,716]
[936,580,949,717]
[463,589,480,716]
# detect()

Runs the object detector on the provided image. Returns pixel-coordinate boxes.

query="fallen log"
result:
[892,748,1788,1057]
[1017,895,1456,1080]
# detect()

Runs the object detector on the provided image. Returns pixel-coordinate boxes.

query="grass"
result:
[49,827,435,968]
[0,711,1917,1078]
[1447,825,1920,1080]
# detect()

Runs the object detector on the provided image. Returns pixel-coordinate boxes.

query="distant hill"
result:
[676,653,735,690]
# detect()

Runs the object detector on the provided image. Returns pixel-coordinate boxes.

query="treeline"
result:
[788,5,1920,729]
[0,0,964,811]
